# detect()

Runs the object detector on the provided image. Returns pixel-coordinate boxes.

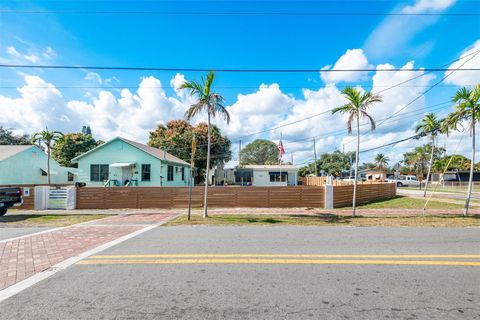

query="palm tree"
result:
[31,129,64,185]
[415,113,442,197]
[442,84,480,216]
[332,87,383,217]
[374,153,389,170]
[180,71,230,218]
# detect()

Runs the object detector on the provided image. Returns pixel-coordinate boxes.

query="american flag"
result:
[277,139,285,162]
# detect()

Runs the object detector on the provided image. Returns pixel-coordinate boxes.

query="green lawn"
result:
[353,196,464,210]
[165,214,480,227]
[0,214,111,227]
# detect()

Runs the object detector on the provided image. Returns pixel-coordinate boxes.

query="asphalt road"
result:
[398,188,480,200]
[0,227,50,241]
[1,226,479,319]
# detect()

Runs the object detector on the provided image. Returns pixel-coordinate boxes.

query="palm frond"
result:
[361,110,376,131]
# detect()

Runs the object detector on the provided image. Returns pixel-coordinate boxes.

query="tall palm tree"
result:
[374,153,389,170]
[442,84,480,216]
[415,113,442,197]
[332,87,383,217]
[180,71,230,218]
[31,129,64,185]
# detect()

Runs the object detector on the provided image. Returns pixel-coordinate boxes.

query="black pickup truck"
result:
[0,187,23,216]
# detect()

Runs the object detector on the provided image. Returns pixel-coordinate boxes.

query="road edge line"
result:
[0,213,180,303]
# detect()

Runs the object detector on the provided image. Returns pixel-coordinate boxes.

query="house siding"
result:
[76,139,191,187]
[0,146,73,185]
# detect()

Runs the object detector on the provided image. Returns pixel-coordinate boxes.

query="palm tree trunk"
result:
[423,136,435,197]
[464,120,475,217]
[47,146,51,185]
[203,114,211,218]
[352,113,360,217]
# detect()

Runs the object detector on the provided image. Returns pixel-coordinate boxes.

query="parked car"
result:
[0,187,23,216]
[388,175,421,187]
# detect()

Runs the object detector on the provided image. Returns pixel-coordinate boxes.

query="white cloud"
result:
[403,0,456,14]
[444,39,480,86]
[320,49,371,83]
[219,84,295,140]
[84,72,103,84]
[364,1,456,60]
[4,45,54,64]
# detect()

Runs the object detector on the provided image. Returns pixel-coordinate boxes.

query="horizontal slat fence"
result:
[76,186,325,209]
[333,183,396,208]
[301,176,388,186]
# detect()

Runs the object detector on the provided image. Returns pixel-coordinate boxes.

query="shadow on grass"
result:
[0,215,65,223]
[286,214,354,224]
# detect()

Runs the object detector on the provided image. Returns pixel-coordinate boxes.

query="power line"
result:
[0,9,478,16]
[0,64,478,73]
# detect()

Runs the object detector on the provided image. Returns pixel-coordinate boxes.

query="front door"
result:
[122,167,133,185]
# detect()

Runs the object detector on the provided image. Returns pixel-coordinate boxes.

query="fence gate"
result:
[34,186,76,210]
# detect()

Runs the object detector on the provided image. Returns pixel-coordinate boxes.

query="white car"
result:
[388,175,421,187]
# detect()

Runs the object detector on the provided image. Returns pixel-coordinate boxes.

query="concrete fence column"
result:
[324,184,333,209]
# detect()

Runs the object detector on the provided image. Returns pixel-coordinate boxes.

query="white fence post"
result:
[34,186,49,210]
[324,184,333,209]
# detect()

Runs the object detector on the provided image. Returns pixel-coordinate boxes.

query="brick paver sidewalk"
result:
[0,212,178,291]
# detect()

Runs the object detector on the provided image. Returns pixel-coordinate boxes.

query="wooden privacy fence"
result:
[76,186,325,209]
[332,183,396,208]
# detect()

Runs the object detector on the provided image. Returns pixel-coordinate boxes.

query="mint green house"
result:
[0,145,75,185]
[72,137,192,187]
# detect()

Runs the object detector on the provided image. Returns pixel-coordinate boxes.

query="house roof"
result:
[0,145,34,161]
[72,137,189,166]
[244,165,299,171]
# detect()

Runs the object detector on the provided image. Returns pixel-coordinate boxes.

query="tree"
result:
[0,127,30,145]
[179,72,230,218]
[415,113,442,196]
[240,139,278,165]
[403,144,446,175]
[332,87,382,217]
[374,153,389,170]
[31,129,64,185]
[149,120,232,184]
[432,154,471,172]
[52,133,101,167]
[442,84,480,216]
[299,150,355,177]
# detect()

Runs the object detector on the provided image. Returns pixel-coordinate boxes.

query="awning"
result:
[109,162,135,168]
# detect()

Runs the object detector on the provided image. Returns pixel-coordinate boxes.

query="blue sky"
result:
[0,0,479,166]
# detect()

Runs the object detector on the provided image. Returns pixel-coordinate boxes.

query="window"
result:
[68,172,75,182]
[141,164,151,181]
[90,164,109,182]
[167,165,174,181]
[269,172,287,182]
[181,167,185,181]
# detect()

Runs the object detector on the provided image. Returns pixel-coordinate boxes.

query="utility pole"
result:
[291,152,293,165]
[313,137,318,176]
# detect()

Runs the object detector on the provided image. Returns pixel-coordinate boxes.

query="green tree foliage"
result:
[373,153,390,170]
[240,139,278,165]
[52,133,101,167]
[402,144,446,175]
[0,127,30,145]
[432,154,472,172]
[299,150,355,177]
[149,120,231,183]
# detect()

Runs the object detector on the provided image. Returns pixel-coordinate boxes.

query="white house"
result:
[245,165,299,186]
